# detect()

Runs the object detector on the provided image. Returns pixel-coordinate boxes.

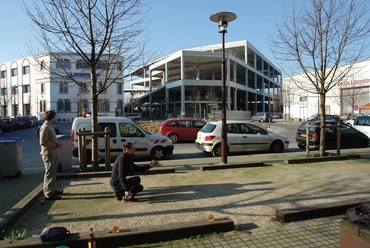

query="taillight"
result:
[205,135,216,141]
[71,130,75,148]
[312,132,319,139]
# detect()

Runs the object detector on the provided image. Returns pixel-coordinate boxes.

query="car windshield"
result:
[200,123,217,133]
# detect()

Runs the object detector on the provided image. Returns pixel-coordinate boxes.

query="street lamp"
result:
[210,12,236,164]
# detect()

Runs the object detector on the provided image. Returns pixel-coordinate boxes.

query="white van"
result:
[71,117,174,161]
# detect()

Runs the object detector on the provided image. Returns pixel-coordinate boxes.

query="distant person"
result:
[110,142,158,202]
[39,110,63,200]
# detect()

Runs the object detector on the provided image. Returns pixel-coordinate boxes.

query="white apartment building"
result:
[126,40,283,120]
[0,53,124,122]
[284,59,370,120]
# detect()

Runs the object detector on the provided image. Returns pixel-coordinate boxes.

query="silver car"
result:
[251,112,273,122]
[195,120,289,157]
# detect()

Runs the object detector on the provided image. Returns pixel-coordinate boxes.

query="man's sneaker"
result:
[114,192,123,201]
[45,194,62,201]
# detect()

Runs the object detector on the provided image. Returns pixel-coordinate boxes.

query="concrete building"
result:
[126,40,282,120]
[0,53,124,122]
[283,59,370,120]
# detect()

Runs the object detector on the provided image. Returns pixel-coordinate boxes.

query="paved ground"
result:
[1,146,370,247]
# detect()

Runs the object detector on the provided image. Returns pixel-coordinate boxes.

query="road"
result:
[0,120,302,169]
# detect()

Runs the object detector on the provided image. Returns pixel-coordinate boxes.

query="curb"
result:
[276,198,368,222]
[285,154,361,164]
[0,217,234,248]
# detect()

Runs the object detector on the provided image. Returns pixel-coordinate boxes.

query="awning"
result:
[360,103,370,110]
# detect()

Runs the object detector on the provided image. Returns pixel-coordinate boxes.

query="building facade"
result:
[0,53,124,121]
[126,40,282,120]
[283,59,370,120]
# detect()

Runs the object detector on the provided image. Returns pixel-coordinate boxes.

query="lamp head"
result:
[210,12,237,33]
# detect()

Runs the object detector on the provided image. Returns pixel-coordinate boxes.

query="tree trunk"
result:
[319,93,326,156]
[91,66,99,171]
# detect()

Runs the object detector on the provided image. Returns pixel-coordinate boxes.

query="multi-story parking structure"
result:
[126,40,282,120]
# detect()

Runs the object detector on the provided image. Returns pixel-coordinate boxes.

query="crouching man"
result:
[110,142,158,202]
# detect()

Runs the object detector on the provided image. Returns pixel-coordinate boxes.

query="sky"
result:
[0,0,302,65]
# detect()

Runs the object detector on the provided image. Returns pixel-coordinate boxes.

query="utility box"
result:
[0,138,24,178]
[56,134,72,172]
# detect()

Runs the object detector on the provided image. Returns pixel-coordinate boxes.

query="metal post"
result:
[221,31,227,164]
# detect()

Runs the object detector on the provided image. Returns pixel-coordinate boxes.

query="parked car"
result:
[345,115,370,139]
[251,112,273,122]
[0,118,18,132]
[28,116,38,127]
[307,114,340,122]
[14,116,32,129]
[158,118,206,143]
[272,112,283,119]
[123,113,141,122]
[295,121,369,149]
[36,120,60,136]
[195,120,289,157]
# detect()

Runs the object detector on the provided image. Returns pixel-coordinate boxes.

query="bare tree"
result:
[281,80,296,122]
[205,86,219,120]
[331,86,367,117]
[0,81,13,117]
[271,0,370,156]
[24,0,153,170]
[187,86,201,117]
[125,94,140,113]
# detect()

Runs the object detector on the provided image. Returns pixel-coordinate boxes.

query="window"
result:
[0,70,6,78]
[57,99,64,112]
[76,60,89,69]
[11,68,18,77]
[117,83,123,94]
[64,99,71,112]
[40,61,46,70]
[22,85,30,93]
[1,88,6,96]
[98,99,110,112]
[40,100,46,112]
[119,123,142,137]
[97,60,107,70]
[22,66,30,74]
[59,82,68,94]
[97,123,116,137]
[41,83,45,94]
[56,59,71,69]
[98,82,107,93]
[12,86,18,95]
[79,83,89,94]
[115,62,122,71]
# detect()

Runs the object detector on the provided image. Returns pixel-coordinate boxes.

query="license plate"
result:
[301,134,307,138]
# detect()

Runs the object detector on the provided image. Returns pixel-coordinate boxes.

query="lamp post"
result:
[210,12,236,164]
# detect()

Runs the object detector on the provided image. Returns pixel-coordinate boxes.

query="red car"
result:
[14,116,32,129]
[0,118,18,132]
[158,118,206,143]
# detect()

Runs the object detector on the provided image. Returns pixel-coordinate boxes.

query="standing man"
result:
[110,142,158,202]
[39,110,63,200]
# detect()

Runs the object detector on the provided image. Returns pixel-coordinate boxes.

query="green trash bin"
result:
[0,137,24,178]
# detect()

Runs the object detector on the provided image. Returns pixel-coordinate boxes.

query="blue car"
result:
[36,120,60,136]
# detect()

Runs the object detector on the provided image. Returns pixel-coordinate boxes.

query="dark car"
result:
[0,118,18,132]
[14,116,32,129]
[307,114,340,122]
[295,121,369,149]
[158,118,206,143]
[36,120,60,136]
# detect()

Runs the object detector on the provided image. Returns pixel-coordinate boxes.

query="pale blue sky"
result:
[1,0,299,67]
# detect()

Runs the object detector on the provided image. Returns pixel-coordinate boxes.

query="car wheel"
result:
[151,147,166,160]
[298,143,306,149]
[270,141,284,153]
[168,133,178,143]
[212,144,222,157]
